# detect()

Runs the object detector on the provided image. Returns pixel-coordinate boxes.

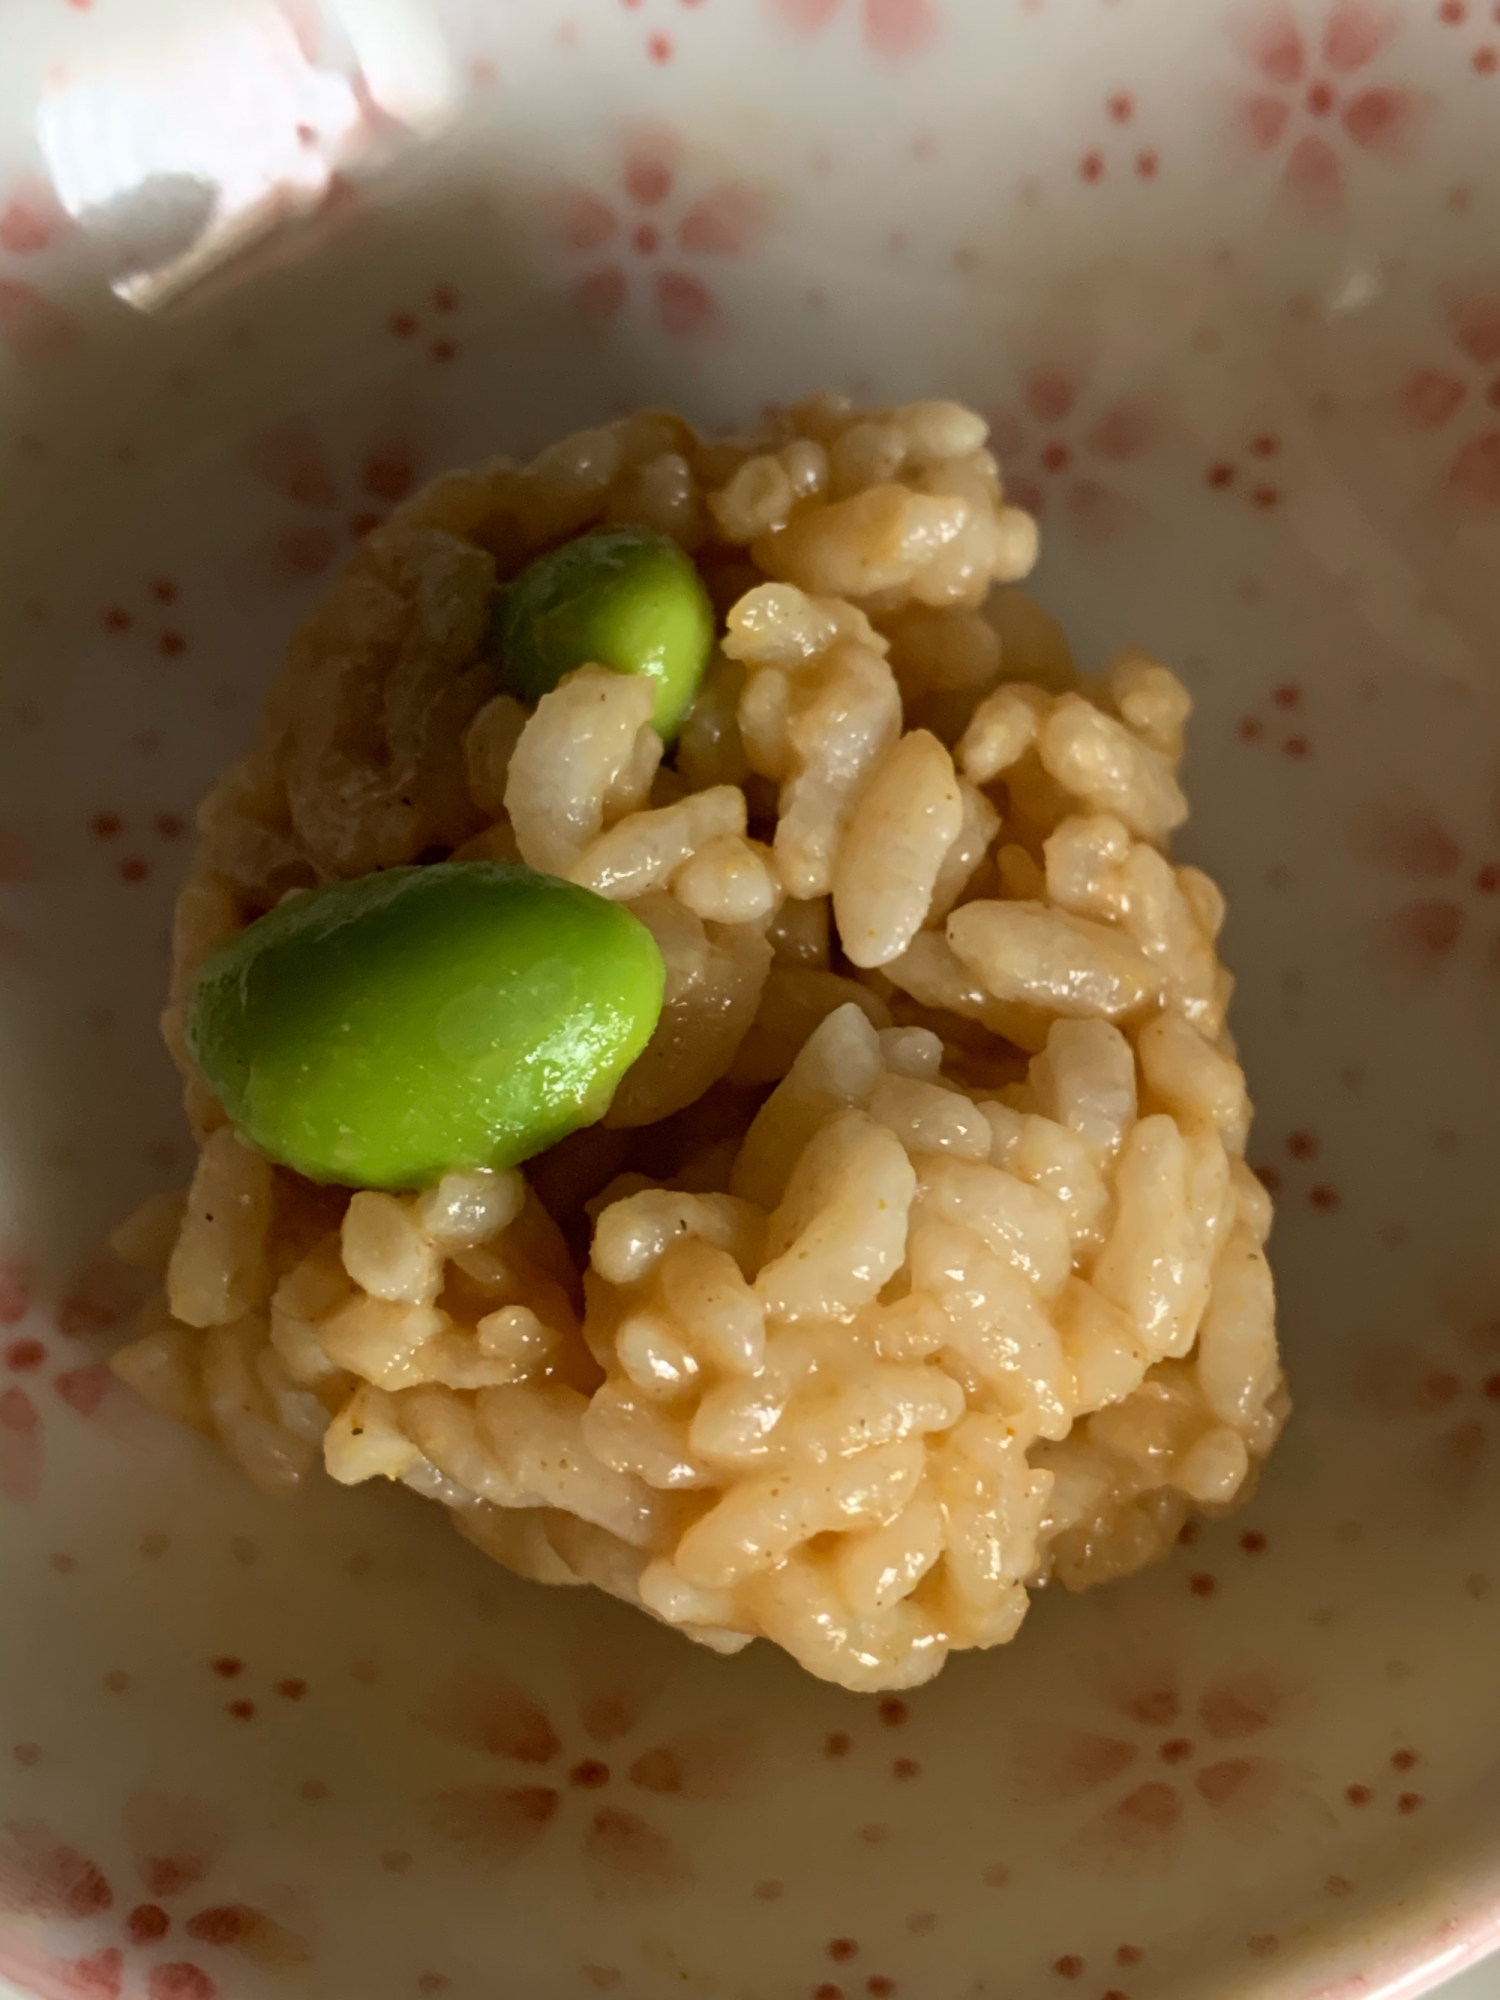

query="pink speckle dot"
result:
[431,339,457,363]
[892,1757,920,1780]
[1053,1957,1085,1979]
[1439,0,1467,20]
[211,1655,244,1678]
[1240,1529,1268,1554]
[158,629,186,657]
[226,1699,255,1721]
[129,1905,171,1943]
[12,1741,41,1765]
[1116,1946,1144,1967]
[632,222,661,254]
[648,31,674,60]
[390,311,418,338]
[103,607,132,634]
[1207,462,1235,488]
[1306,80,1336,114]
[50,1552,76,1574]
[825,1731,852,1757]
[154,811,186,840]
[867,1980,896,1998]
[1272,682,1301,707]
[1135,149,1159,177]
[1251,484,1280,509]
[432,282,459,313]
[1347,1782,1374,1806]
[1252,433,1282,457]
[1158,1737,1194,1764]
[1080,151,1105,183]
[1040,441,1071,472]
[150,578,179,604]
[1398,1791,1424,1813]
[298,1779,327,1800]
[814,1987,843,2000]
[1283,735,1311,760]
[5,1338,44,1371]
[1107,91,1134,121]
[1178,1518,1202,1545]
[1189,1572,1217,1597]
[982,1863,1010,1888]
[1391,1747,1420,1770]
[276,1677,307,1700]
[120,855,150,883]
[104,1668,130,1691]
[877,1698,909,1728]
[829,1939,859,1962]
[416,1978,450,1997]
[1474,44,1498,69]
[569,1758,610,1789]
[1287,1128,1318,1157]
[1309,1183,1340,1210]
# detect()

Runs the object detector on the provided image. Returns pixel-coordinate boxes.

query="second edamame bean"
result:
[498,526,715,740]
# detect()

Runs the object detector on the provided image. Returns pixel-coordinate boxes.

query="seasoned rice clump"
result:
[111,396,1286,1692]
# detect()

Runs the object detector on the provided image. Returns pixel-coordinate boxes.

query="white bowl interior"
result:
[4,1,1500,1995]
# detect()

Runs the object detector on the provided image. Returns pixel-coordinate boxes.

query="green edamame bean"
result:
[188,862,664,1190]
[498,526,715,739]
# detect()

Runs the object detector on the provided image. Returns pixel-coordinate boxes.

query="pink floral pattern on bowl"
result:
[4,0,1500,1995]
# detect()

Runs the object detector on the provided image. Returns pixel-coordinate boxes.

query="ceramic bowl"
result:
[4,0,1500,1995]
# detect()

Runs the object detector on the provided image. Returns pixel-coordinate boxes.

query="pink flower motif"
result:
[1354,1272,1500,1511]
[240,417,423,585]
[1352,794,1500,973]
[1022,1662,1292,1856]
[0,1795,310,2000]
[1231,1,1428,210]
[986,365,1157,544]
[0,178,73,257]
[767,0,941,60]
[0,1385,42,1503]
[548,125,769,341]
[1394,289,1500,510]
[420,1663,755,1897]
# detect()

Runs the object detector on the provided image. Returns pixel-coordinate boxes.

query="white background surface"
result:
[1432,1957,1500,2000]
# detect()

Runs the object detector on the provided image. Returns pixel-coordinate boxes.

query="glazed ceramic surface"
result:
[4,0,1500,1996]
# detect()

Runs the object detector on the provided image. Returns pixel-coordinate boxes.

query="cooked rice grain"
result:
[112,395,1285,1692]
